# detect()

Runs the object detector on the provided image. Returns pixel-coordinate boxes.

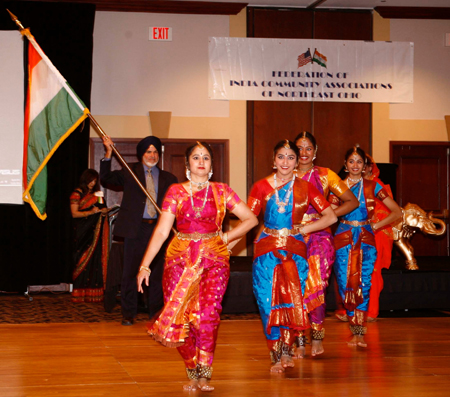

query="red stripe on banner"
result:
[28,42,42,71]
[23,42,42,188]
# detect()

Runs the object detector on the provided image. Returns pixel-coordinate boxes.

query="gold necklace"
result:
[273,174,295,213]
[189,181,210,218]
[299,163,314,173]
[298,163,314,179]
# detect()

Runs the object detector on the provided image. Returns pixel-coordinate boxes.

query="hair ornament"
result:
[283,139,291,149]
[299,131,309,143]
[196,141,205,149]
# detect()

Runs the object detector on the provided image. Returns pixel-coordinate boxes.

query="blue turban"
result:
[136,136,162,161]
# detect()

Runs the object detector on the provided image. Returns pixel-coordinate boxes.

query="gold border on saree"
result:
[340,219,371,226]
[301,213,321,223]
[177,231,219,242]
[263,225,303,237]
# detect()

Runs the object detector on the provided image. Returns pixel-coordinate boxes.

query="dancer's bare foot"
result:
[311,340,324,357]
[335,312,348,322]
[293,345,305,359]
[356,335,367,347]
[281,354,295,368]
[367,317,377,322]
[348,335,367,348]
[183,380,198,391]
[198,378,214,392]
[270,361,285,373]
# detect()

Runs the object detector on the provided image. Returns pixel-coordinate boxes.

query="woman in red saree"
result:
[70,169,110,302]
[137,142,257,392]
[364,155,395,321]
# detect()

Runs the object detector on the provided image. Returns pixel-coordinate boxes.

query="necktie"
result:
[146,169,157,217]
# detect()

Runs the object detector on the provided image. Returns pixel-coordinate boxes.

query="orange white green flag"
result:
[312,49,327,68]
[23,31,89,220]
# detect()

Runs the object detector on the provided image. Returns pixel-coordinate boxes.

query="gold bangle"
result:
[223,232,228,245]
[139,266,151,274]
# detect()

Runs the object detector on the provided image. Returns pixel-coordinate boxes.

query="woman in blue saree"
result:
[248,140,337,372]
[331,146,401,348]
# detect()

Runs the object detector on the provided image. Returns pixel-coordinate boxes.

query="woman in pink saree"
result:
[293,132,358,357]
[137,142,257,392]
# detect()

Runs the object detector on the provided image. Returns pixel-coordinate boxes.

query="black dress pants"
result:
[121,222,165,318]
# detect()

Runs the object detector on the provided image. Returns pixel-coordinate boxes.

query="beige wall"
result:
[91,10,249,254]
[92,9,450,173]
[91,9,449,255]
[90,10,247,198]
[372,12,448,163]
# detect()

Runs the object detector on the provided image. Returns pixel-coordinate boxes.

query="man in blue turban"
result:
[100,135,177,325]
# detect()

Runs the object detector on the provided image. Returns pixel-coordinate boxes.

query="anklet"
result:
[350,325,367,335]
[186,367,198,380]
[197,364,213,380]
[270,350,281,364]
[311,329,325,340]
[281,342,291,357]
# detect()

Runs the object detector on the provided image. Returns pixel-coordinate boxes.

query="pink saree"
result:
[148,182,240,373]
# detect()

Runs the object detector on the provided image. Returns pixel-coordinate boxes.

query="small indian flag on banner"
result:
[23,31,89,220]
[312,49,327,68]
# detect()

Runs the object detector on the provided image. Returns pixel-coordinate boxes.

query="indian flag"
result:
[23,32,89,220]
[312,49,327,68]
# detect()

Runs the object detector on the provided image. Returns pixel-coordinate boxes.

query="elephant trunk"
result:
[425,212,447,236]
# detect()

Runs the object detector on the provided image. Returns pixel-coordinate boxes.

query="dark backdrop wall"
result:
[247,7,373,192]
[0,2,95,292]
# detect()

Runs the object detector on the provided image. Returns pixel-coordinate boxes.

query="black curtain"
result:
[0,2,95,292]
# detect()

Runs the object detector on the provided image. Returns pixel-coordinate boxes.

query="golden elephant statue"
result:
[392,203,446,270]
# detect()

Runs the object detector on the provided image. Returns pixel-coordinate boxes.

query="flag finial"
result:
[6,9,25,31]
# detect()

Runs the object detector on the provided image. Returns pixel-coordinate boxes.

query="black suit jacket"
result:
[100,159,178,239]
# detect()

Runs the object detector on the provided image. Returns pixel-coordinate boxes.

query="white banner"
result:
[0,32,24,205]
[209,37,414,103]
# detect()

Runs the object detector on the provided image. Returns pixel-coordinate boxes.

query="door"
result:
[247,8,373,191]
[391,142,450,256]
[90,138,229,207]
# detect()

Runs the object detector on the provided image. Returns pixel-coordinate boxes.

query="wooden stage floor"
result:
[1,316,450,396]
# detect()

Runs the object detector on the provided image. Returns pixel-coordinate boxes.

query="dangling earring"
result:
[186,168,191,180]
[362,168,366,174]
[208,169,213,180]
[273,165,277,170]
[294,168,298,177]
[344,164,349,173]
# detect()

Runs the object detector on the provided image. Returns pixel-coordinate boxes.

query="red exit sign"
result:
[149,27,172,41]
